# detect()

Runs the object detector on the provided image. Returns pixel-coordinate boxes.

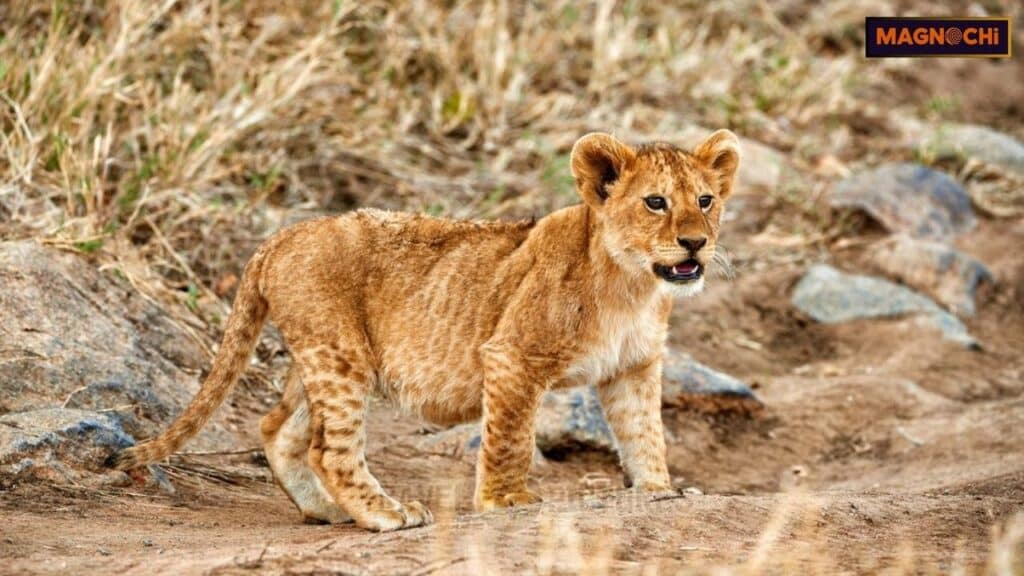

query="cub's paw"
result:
[630,480,681,502]
[476,489,543,512]
[402,500,434,527]
[634,481,673,493]
[356,501,434,532]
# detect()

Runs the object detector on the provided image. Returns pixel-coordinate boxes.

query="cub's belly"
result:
[378,355,486,426]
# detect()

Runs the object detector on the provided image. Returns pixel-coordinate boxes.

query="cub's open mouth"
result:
[653,260,703,283]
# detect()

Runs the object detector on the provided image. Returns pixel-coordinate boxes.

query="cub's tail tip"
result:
[106,446,144,470]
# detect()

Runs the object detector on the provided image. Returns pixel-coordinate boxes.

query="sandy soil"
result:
[2,200,1022,575]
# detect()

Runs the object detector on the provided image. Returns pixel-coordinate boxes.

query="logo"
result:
[865,17,1011,58]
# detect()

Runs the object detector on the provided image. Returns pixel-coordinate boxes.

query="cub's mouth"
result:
[653,259,703,283]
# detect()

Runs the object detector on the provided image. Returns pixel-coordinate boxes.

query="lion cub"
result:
[113,130,740,531]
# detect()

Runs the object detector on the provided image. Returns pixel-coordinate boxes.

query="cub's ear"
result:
[571,132,636,208]
[693,129,741,200]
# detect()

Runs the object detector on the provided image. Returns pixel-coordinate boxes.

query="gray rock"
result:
[792,264,977,348]
[870,235,994,316]
[922,123,1024,176]
[662,352,763,415]
[536,386,615,454]
[0,408,133,485]
[0,241,240,484]
[830,163,975,240]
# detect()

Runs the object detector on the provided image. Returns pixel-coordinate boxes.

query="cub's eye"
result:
[644,196,668,212]
[698,195,714,210]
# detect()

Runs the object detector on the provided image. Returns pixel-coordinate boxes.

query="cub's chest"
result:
[559,303,667,389]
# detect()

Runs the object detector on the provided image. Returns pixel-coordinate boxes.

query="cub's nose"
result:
[677,237,707,253]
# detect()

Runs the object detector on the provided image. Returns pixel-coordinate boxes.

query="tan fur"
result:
[112,130,740,531]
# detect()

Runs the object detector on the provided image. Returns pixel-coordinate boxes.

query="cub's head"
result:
[570,130,740,297]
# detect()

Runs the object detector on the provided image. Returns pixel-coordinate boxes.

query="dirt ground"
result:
[3,198,1022,575]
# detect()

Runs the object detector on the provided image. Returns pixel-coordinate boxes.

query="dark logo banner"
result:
[865,17,1011,58]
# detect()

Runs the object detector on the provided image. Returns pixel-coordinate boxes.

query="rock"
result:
[870,235,994,316]
[896,119,1024,219]
[733,138,791,192]
[921,123,1024,177]
[536,386,616,454]
[662,352,763,415]
[791,264,977,348]
[0,241,240,484]
[0,408,133,485]
[830,163,975,240]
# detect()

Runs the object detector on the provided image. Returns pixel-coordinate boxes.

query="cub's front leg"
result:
[473,344,550,511]
[597,358,671,491]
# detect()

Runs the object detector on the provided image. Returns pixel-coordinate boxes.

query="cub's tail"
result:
[109,249,269,470]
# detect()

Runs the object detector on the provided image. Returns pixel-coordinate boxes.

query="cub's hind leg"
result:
[291,337,432,532]
[261,367,351,524]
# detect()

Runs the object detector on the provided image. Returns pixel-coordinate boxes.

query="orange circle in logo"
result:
[946,27,963,45]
